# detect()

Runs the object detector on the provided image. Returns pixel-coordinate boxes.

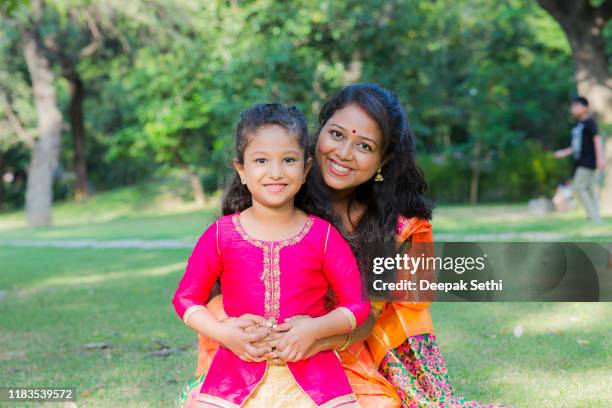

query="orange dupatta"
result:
[337,216,434,408]
[366,216,434,366]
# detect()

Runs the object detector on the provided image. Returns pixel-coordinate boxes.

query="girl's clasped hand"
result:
[218,314,273,362]
[235,314,321,363]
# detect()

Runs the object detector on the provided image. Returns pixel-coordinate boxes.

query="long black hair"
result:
[222,103,334,221]
[316,84,433,288]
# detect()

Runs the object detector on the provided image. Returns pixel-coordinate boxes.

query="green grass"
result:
[432,204,612,241]
[432,302,612,407]
[0,181,219,241]
[0,247,193,407]
[1,184,611,242]
[1,184,611,407]
[1,246,609,406]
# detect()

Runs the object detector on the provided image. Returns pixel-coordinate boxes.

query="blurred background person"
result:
[554,96,605,223]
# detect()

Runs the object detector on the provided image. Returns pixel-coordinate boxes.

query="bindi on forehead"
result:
[352,129,357,134]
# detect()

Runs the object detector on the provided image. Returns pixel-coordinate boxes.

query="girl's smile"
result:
[264,183,288,193]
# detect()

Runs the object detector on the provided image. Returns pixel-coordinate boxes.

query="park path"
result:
[0,239,193,249]
[0,231,567,250]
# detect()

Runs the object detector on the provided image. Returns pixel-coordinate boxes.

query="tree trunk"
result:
[469,140,481,205]
[174,149,205,207]
[67,73,89,200]
[559,15,611,124]
[601,141,612,214]
[536,0,612,214]
[188,170,206,207]
[22,23,63,226]
[0,150,5,210]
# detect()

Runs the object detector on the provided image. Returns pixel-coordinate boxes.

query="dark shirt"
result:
[571,117,598,170]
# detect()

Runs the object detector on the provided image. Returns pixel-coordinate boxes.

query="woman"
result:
[178,84,507,407]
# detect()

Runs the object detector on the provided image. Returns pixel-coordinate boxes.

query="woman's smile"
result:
[327,158,353,177]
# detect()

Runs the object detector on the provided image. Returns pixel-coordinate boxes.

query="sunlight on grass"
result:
[0,178,222,233]
[514,302,611,334]
[432,302,612,406]
[433,203,612,240]
[19,262,185,296]
[499,367,612,407]
[2,181,611,241]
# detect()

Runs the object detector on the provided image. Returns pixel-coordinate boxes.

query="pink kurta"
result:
[172,213,370,408]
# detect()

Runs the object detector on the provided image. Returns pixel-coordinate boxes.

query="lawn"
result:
[1,183,611,407]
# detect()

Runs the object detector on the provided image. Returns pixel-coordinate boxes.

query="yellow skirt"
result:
[195,364,315,408]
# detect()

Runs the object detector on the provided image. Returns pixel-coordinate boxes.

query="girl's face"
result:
[316,104,385,194]
[234,125,312,210]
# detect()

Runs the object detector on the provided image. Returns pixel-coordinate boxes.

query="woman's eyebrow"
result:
[329,123,346,130]
[330,123,378,146]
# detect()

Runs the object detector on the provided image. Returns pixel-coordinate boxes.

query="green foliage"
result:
[478,140,571,201]
[419,140,570,204]
[0,0,605,208]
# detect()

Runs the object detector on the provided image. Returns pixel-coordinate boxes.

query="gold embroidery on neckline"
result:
[231,214,315,322]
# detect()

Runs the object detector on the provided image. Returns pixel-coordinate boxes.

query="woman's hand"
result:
[218,314,273,362]
[269,315,321,362]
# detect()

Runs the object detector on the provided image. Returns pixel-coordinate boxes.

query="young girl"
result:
[172,103,370,408]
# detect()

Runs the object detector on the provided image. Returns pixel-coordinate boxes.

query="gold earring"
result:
[375,168,384,182]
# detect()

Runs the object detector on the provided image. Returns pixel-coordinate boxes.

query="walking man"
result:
[554,96,605,223]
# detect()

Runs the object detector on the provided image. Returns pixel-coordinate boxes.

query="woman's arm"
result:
[266,307,378,361]
[315,309,377,351]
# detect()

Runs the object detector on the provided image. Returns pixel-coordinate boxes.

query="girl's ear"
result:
[233,159,246,185]
[303,157,313,183]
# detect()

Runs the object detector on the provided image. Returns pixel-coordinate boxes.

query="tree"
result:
[536,0,612,213]
[21,0,63,226]
[42,2,133,200]
[536,0,611,122]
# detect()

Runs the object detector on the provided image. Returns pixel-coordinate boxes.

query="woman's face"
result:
[315,104,385,194]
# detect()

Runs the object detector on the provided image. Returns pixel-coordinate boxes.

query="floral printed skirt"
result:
[176,373,205,407]
[379,334,510,408]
